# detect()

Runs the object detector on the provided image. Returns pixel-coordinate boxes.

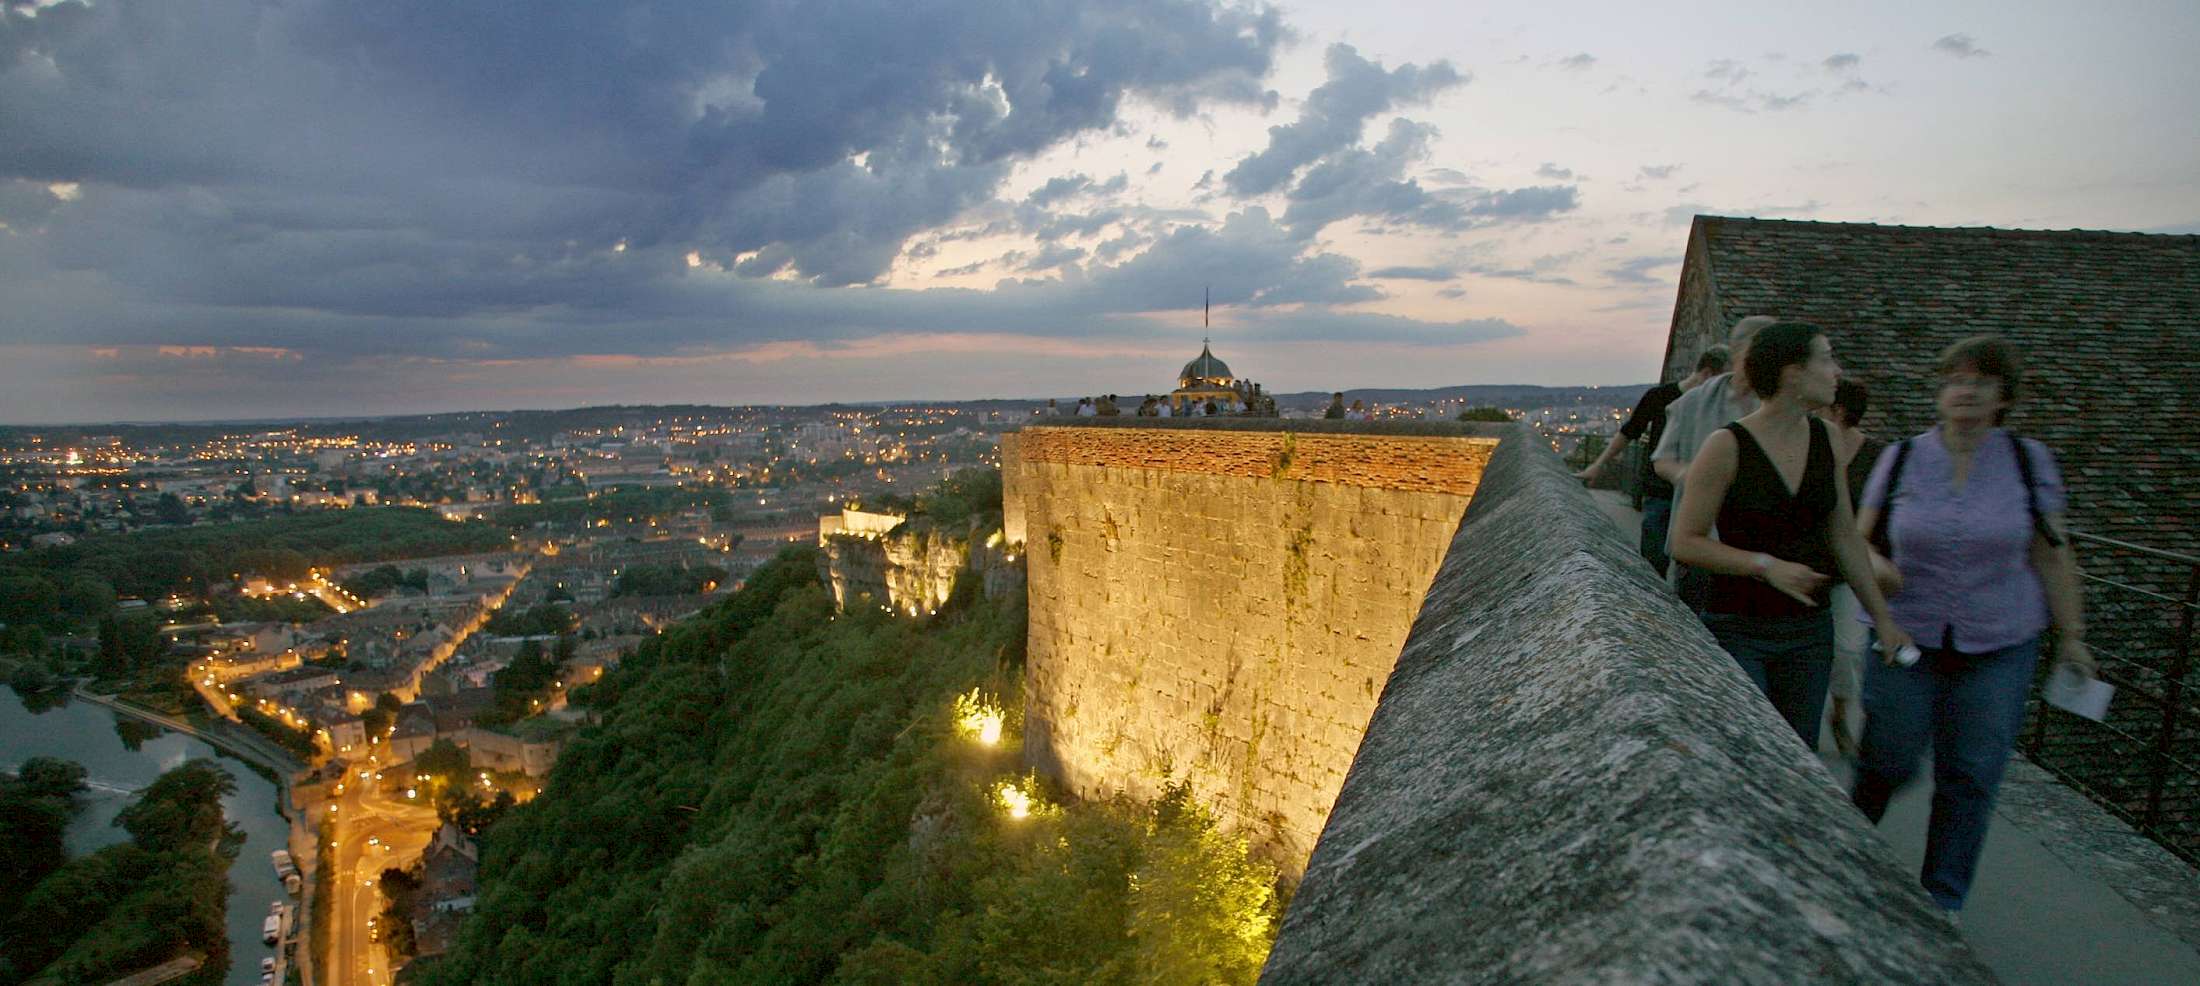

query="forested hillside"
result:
[423,542,1280,985]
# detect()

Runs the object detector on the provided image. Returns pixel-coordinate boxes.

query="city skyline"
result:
[3,0,2196,424]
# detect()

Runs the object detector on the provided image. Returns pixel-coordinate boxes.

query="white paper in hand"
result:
[2045,666,2114,722]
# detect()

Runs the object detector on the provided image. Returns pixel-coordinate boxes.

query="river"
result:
[1,687,292,986]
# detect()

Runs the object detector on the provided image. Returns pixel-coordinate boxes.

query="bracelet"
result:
[1751,553,1774,579]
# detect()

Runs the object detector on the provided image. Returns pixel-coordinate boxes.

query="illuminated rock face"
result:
[1002,420,1500,877]
[819,519,1022,617]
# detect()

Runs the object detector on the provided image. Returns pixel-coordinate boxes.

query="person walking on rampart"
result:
[1576,344,1730,576]
[1848,334,2095,914]
[1668,320,1913,749]
[1818,377,1885,758]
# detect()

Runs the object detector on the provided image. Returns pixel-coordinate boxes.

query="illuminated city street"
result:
[323,754,438,986]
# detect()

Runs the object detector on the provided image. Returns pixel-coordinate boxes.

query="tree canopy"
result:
[425,538,1281,986]
[2,759,235,984]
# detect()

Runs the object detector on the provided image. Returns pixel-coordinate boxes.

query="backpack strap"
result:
[2006,432,2065,548]
[1869,439,1913,554]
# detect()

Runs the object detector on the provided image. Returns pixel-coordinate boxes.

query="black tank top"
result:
[1706,418,1838,617]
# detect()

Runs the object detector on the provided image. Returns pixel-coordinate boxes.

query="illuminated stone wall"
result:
[1261,424,1993,984]
[1003,419,1501,876]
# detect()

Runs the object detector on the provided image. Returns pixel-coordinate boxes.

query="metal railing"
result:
[2025,531,2200,868]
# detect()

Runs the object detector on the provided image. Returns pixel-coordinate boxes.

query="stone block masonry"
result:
[1002,419,1503,877]
[1261,423,1992,983]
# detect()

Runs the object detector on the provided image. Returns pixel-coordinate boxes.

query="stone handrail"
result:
[1259,423,1996,984]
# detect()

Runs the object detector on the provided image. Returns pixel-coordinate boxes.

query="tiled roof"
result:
[1689,216,2199,564]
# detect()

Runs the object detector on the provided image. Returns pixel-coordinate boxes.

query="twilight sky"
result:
[2,0,2195,423]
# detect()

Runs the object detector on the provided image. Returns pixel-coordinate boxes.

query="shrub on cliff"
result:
[427,539,1279,985]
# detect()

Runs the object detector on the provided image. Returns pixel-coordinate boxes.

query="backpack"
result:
[1868,431,2063,554]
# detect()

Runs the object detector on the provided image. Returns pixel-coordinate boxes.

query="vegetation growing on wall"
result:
[425,510,1281,984]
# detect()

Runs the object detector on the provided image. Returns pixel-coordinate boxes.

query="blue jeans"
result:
[1850,634,2040,911]
[1638,495,1673,577]
[1703,610,1834,749]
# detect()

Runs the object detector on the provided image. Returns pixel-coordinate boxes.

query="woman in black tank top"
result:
[1708,418,1837,617]
[1669,322,1913,749]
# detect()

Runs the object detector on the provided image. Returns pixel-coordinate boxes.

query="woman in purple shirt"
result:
[1851,335,2096,913]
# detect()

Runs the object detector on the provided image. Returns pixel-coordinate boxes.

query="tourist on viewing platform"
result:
[1818,377,1886,758]
[1345,399,1368,421]
[1097,394,1121,416]
[1154,397,1173,418]
[1669,321,1912,748]
[1654,314,1777,611]
[1849,334,2094,913]
[1039,398,1060,417]
[1135,396,1159,417]
[1575,344,1731,577]
[1074,397,1097,417]
[1323,392,1347,419]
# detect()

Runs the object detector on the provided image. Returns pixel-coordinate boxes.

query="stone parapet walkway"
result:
[1587,488,2200,985]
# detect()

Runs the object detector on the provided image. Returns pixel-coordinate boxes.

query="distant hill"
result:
[1265,383,1654,411]
[0,386,1657,447]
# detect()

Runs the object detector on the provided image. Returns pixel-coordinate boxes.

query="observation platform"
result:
[1589,489,2200,985]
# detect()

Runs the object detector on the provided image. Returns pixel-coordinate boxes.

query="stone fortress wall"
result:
[1260,423,1990,983]
[1001,418,1503,875]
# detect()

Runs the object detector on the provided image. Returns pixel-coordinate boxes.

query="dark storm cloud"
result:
[1690,88,1814,114]
[1365,265,1456,281]
[1605,255,1682,285]
[1277,119,1462,238]
[1463,184,1579,220]
[0,0,1541,422]
[1027,172,1131,208]
[1248,309,1520,346]
[1272,119,1578,239]
[1932,34,1990,58]
[1044,207,1381,311]
[4,203,1404,362]
[1223,43,1464,197]
[0,0,1286,315]
[1020,243,1087,272]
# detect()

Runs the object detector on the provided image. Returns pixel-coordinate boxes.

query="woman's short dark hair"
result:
[1831,378,1870,428]
[1935,335,2022,420]
[1742,321,1825,400]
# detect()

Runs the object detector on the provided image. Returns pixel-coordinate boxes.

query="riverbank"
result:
[2,687,309,986]
[75,685,322,986]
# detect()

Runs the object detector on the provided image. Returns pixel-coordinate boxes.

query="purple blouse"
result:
[1858,428,2068,653]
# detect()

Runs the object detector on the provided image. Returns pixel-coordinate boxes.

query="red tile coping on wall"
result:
[1011,425,1497,495]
